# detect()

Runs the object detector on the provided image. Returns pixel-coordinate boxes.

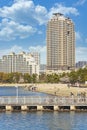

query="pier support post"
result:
[37,105,43,111]
[70,105,76,111]
[21,105,28,111]
[6,105,13,111]
[54,105,60,111]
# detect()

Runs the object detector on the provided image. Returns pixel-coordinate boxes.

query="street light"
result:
[15,85,18,103]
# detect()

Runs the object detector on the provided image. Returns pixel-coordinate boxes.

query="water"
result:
[0,87,87,130]
[0,87,47,96]
[0,112,87,130]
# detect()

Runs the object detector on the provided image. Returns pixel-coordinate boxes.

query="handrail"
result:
[0,96,87,106]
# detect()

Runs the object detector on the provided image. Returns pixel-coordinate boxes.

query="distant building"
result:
[0,52,39,75]
[76,61,87,68]
[46,13,75,73]
[40,64,46,74]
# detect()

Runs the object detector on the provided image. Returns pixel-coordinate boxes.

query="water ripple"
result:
[0,112,87,130]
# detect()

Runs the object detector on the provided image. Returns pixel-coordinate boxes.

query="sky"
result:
[0,0,87,64]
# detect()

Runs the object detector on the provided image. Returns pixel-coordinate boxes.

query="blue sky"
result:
[0,0,87,64]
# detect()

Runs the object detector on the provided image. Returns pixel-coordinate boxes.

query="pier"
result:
[0,96,87,111]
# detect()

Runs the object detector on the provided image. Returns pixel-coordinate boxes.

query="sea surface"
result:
[0,111,87,130]
[0,87,87,130]
[0,86,47,96]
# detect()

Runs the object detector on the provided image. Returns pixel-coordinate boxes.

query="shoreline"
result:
[35,83,87,97]
[0,83,32,87]
[0,83,87,97]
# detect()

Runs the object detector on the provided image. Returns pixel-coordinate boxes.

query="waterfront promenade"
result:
[0,96,87,111]
[0,83,87,111]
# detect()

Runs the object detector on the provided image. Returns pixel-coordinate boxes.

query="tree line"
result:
[0,67,87,84]
[0,72,37,83]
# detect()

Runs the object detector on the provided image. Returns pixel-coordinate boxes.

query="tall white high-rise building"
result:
[0,52,39,75]
[46,13,75,72]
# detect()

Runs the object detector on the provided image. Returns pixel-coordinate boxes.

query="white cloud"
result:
[0,1,79,24]
[0,0,48,41]
[48,3,79,17]
[34,5,48,25]
[0,0,79,41]
[74,0,86,6]
[85,38,87,43]
[0,0,79,24]
[0,0,48,25]
[76,47,87,62]
[0,45,24,58]
[38,31,43,34]
[0,18,36,41]
[28,45,46,52]
[10,45,23,52]
[75,31,82,42]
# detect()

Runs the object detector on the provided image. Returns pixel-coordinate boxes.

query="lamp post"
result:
[15,85,18,103]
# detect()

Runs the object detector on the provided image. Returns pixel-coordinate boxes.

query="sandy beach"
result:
[35,83,87,97]
[0,83,87,97]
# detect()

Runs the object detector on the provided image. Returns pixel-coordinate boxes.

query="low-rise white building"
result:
[0,52,39,75]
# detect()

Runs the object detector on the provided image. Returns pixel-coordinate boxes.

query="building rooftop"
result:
[53,13,63,16]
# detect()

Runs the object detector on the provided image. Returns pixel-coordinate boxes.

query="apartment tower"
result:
[46,13,75,72]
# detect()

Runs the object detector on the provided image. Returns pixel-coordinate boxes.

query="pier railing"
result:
[0,96,87,106]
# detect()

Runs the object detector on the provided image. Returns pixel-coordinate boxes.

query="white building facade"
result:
[0,52,39,75]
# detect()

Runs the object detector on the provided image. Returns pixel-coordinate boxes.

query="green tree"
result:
[23,73,31,83]
[68,71,78,83]
[46,74,59,83]
[13,72,21,83]
[39,73,46,83]
[0,72,4,83]
[31,74,37,83]
[8,73,14,83]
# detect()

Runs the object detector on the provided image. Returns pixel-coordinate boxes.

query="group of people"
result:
[70,91,86,97]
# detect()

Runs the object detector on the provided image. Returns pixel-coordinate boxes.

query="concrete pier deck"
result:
[0,96,87,111]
